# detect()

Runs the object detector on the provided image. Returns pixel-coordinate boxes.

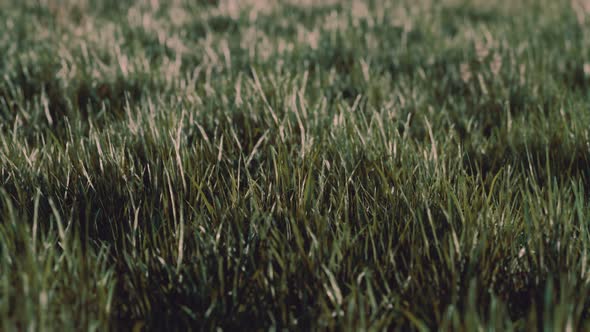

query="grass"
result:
[2,0,590,330]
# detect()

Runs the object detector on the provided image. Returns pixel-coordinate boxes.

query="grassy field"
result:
[2,0,590,330]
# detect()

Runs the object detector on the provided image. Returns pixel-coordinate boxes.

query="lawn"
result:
[2,0,590,330]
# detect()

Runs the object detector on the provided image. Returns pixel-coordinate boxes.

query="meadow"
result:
[2,0,590,330]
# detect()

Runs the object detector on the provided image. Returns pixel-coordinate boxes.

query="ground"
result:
[2,0,590,330]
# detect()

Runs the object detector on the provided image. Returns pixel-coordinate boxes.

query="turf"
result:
[2,0,590,330]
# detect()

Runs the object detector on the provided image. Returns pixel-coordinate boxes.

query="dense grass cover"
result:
[2,0,590,330]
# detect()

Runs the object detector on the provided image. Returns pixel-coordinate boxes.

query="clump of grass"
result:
[2,0,590,330]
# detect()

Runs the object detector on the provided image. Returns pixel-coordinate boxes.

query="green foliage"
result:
[2,0,590,330]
